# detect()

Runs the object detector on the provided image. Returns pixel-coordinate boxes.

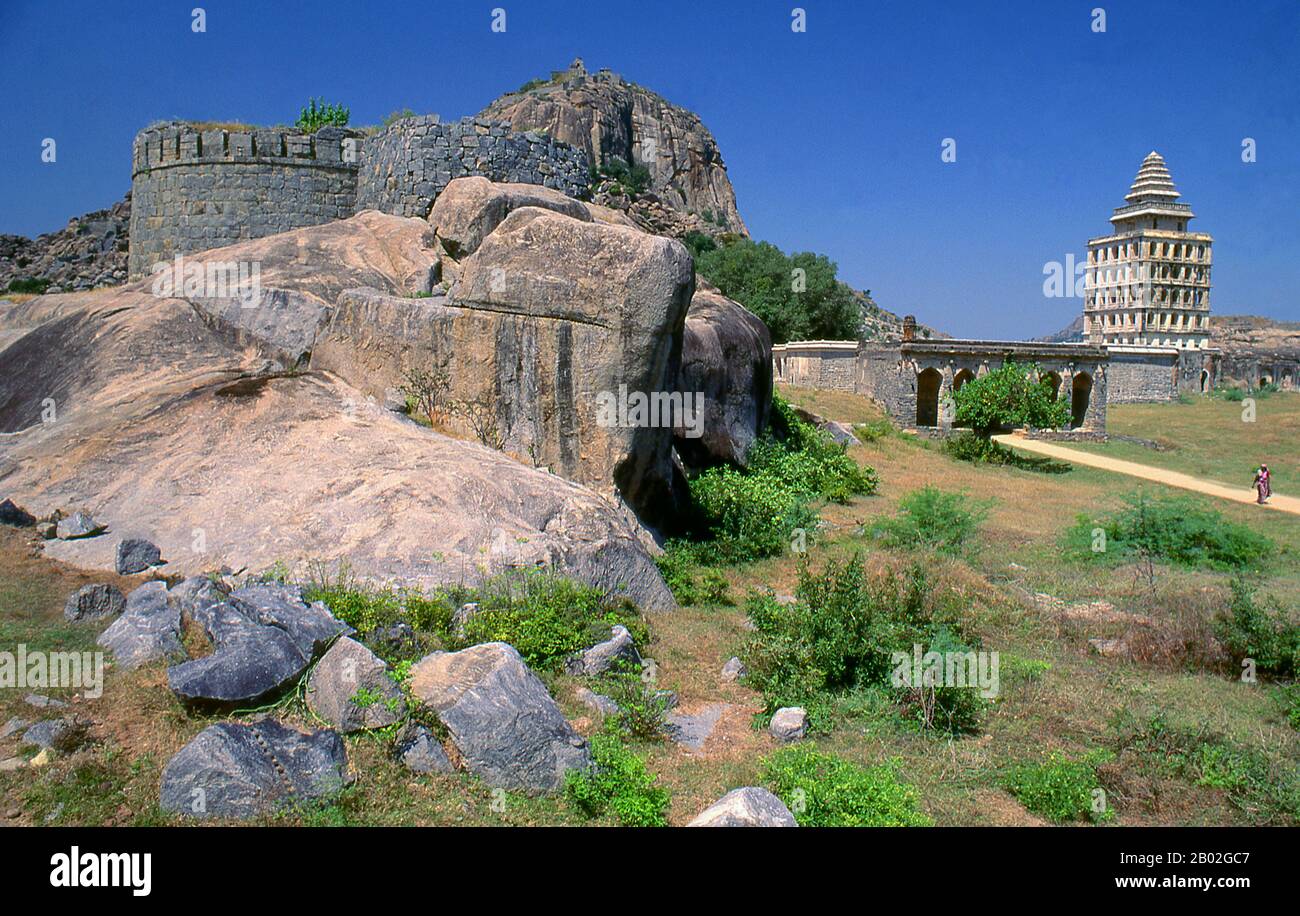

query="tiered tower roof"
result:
[1110,151,1194,224]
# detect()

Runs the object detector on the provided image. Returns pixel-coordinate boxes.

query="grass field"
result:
[1,386,1296,827]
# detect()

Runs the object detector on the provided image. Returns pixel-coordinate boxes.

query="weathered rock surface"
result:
[565,625,641,676]
[480,62,747,236]
[394,723,454,774]
[167,581,350,710]
[769,706,808,742]
[56,511,104,540]
[575,687,620,717]
[676,287,773,467]
[63,583,126,622]
[429,176,592,260]
[21,717,89,754]
[115,538,161,574]
[720,657,746,682]
[306,636,405,732]
[96,581,184,670]
[666,703,727,750]
[408,642,590,793]
[686,787,799,827]
[159,718,350,819]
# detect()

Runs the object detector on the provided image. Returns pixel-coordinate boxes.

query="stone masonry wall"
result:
[128,122,361,277]
[356,115,590,219]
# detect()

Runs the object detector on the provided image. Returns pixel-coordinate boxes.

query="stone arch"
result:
[1200,369,1210,393]
[916,367,942,427]
[952,368,975,392]
[1071,372,1093,429]
[1042,370,1062,400]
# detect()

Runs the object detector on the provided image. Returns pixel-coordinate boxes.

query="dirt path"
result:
[992,433,1300,516]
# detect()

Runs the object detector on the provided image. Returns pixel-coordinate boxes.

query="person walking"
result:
[1253,464,1271,504]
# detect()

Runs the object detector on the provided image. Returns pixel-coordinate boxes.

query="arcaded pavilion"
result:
[1084,151,1214,349]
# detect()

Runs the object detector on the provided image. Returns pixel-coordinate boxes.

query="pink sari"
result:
[1255,469,1271,503]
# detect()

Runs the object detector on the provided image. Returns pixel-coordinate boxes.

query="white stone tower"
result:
[1084,151,1213,349]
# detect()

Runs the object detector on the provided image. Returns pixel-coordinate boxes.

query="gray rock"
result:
[564,624,641,676]
[56,512,104,540]
[0,498,35,527]
[96,581,184,670]
[822,421,860,447]
[769,707,808,742]
[306,636,405,733]
[115,538,161,574]
[159,719,350,820]
[408,643,590,794]
[63,583,126,622]
[394,724,454,774]
[686,787,799,827]
[666,703,726,750]
[167,584,350,711]
[575,687,620,717]
[21,717,89,753]
[0,717,29,739]
[24,694,67,709]
[720,656,746,682]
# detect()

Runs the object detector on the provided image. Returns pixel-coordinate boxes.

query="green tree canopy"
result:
[694,238,862,344]
[952,360,1071,435]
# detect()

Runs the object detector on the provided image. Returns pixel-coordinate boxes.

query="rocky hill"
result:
[1036,312,1299,358]
[478,59,746,240]
[0,194,130,294]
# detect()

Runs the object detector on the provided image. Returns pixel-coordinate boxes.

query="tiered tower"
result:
[1084,151,1213,349]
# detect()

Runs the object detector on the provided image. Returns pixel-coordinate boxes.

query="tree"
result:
[694,239,861,344]
[952,360,1071,435]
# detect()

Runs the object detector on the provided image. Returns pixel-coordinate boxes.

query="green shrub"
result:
[943,431,1071,474]
[754,397,880,503]
[591,661,673,742]
[565,725,670,826]
[952,360,1072,434]
[741,556,980,734]
[303,562,404,634]
[1002,750,1114,824]
[6,277,51,295]
[1065,491,1274,571]
[689,465,819,563]
[762,746,931,826]
[870,486,990,554]
[1275,684,1300,731]
[1214,386,1246,402]
[1214,578,1298,678]
[598,157,651,195]
[297,97,350,132]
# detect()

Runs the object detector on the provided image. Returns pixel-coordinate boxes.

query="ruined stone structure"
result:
[774,318,1110,434]
[1084,151,1213,349]
[355,116,589,219]
[129,122,363,277]
[127,117,588,278]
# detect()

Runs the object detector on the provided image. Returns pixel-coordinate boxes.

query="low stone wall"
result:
[128,122,361,277]
[356,116,590,219]
[1106,346,1220,402]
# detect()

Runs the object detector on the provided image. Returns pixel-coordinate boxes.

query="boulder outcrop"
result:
[686,787,799,827]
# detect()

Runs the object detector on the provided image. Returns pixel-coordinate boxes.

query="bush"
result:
[1065,492,1274,571]
[591,661,673,741]
[565,725,670,826]
[741,557,981,734]
[952,360,1072,434]
[762,746,931,826]
[1214,578,1298,679]
[943,431,1071,474]
[6,277,52,295]
[1002,750,1114,824]
[598,157,651,195]
[870,486,990,554]
[694,238,862,343]
[296,98,349,132]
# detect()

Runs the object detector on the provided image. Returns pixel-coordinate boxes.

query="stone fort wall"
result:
[127,116,589,278]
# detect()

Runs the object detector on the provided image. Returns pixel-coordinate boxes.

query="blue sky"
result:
[1,0,1296,337]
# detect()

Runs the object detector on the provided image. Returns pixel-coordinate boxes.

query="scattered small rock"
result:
[666,703,727,750]
[22,717,89,753]
[115,538,162,574]
[564,624,641,676]
[394,723,454,774]
[575,687,621,717]
[0,757,26,772]
[0,717,29,739]
[97,581,185,670]
[769,706,808,742]
[0,498,36,527]
[687,787,799,827]
[63,583,126,622]
[56,511,105,540]
[720,656,746,682]
[306,636,406,732]
[24,694,67,709]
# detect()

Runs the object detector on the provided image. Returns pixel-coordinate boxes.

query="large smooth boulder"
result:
[686,787,799,827]
[159,719,350,819]
[408,642,590,794]
[675,288,773,468]
[306,636,406,732]
[428,176,593,259]
[167,581,350,710]
[96,581,184,670]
